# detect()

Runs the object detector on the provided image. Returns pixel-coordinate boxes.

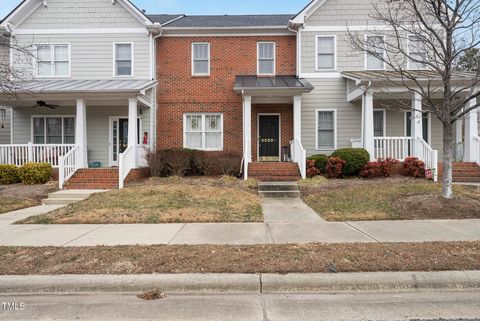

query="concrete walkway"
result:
[0,204,480,246]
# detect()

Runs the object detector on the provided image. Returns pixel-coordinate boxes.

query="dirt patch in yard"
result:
[0,242,479,275]
[0,183,57,214]
[17,177,262,224]
[300,177,480,221]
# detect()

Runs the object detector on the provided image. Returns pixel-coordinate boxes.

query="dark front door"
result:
[258,115,280,161]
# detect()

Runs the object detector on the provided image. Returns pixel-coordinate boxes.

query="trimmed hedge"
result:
[331,148,370,177]
[0,164,21,185]
[18,162,52,185]
[307,154,329,173]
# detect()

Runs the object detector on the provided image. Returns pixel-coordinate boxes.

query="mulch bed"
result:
[0,242,479,275]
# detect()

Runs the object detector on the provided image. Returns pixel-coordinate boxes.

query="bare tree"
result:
[0,31,34,99]
[348,0,480,199]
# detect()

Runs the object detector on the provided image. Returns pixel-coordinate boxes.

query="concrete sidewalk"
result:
[0,205,480,246]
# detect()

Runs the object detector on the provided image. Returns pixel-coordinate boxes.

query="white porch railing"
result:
[291,137,307,179]
[0,143,76,168]
[374,137,413,161]
[414,137,439,182]
[119,145,135,189]
[58,145,80,189]
[474,137,480,166]
[243,137,251,180]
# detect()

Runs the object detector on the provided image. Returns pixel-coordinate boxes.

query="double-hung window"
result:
[115,43,133,77]
[316,110,336,150]
[316,36,336,71]
[408,35,428,70]
[33,116,75,144]
[35,44,70,77]
[184,113,223,151]
[257,42,276,75]
[365,36,385,70]
[192,43,210,76]
[373,110,385,137]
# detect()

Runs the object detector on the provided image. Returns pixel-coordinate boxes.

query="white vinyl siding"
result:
[365,36,385,70]
[184,113,223,151]
[408,35,428,70]
[257,42,276,75]
[192,43,210,76]
[114,43,133,77]
[32,116,75,144]
[316,110,336,150]
[316,36,336,71]
[35,44,70,77]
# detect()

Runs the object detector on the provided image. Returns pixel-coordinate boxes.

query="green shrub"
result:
[19,162,52,185]
[331,148,370,177]
[307,154,329,173]
[0,164,21,185]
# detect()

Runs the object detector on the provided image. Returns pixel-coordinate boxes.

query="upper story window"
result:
[408,35,428,70]
[316,36,336,71]
[365,36,385,70]
[192,43,210,76]
[114,43,133,77]
[35,44,70,77]
[257,42,276,75]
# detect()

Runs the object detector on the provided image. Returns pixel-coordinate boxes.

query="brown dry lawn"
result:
[0,242,479,275]
[300,176,480,221]
[0,183,57,214]
[17,177,262,224]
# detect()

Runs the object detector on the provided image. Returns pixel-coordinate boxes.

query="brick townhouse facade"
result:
[154,15,300,162]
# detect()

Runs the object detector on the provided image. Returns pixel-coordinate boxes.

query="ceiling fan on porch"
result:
[31,101,59,109]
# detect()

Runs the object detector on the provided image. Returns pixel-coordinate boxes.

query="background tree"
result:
[349,0,480,199]
[457,47,480,72]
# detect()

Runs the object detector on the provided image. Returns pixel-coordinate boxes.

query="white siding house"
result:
[0,0,160,188]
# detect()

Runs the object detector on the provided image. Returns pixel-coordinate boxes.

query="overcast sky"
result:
[0,0,310,19]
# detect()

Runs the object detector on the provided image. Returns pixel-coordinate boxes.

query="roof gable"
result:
[290,0,328,25]
[1,0,157,30]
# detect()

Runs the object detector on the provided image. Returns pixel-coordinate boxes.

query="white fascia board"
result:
[1,0,42,28]
[13,28,150,35]
[290,0,328,25]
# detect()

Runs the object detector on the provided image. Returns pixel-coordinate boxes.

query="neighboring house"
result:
[287,0,479,180]
[0,0,161,188]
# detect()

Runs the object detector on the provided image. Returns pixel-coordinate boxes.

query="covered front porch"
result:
[0,79,157,189]
[234,75,314,180]
[343,71,480,182]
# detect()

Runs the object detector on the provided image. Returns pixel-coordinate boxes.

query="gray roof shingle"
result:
[147,14,184,26]
[148,14,294,28]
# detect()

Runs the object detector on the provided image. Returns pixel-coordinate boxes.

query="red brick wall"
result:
[251,104,294,162]
[156,35,296,154]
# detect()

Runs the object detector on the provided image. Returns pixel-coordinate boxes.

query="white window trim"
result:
[33,43,71,78]
[373,108,387,137]
[403,111,432,144]
[315,109,337,151]
[183,113,223,151]
[364,35,386,71]
[315,35,337,72]
[407,34,428,71]
[30,115,76,144]
[113,42,135,78]
[257,41,276,76]
[191,42,211,77]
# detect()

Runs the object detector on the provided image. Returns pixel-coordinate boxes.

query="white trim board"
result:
[13,28,150,35]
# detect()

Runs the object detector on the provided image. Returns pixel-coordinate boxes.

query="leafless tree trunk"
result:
[348,0,480,199]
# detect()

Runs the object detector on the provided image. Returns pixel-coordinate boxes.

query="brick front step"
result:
[248,162,301,182]
[65,168,119,190]
[252,176,302,182]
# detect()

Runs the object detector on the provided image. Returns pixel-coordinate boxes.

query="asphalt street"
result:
[1,290,480,320]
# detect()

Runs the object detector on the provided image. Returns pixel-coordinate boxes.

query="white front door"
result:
[109,117,141,167]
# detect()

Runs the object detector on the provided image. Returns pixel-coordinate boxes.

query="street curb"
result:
[261,271,480,293]
[0,271,479,294]
[0,274,260,294]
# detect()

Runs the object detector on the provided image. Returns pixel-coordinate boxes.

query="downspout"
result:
[150,29,163,151]
[288,24,299,77]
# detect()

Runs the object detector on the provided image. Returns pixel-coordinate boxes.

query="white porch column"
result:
[363,92,375,160]
[293,95,302,141]
[75,99,88,168]
[128,97,138,168]
[243,95,252,163]
[464,97,478,162]
[411,92,423,157]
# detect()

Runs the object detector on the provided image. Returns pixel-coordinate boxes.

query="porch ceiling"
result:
[0,79,157,107]
[234,75,314,96]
